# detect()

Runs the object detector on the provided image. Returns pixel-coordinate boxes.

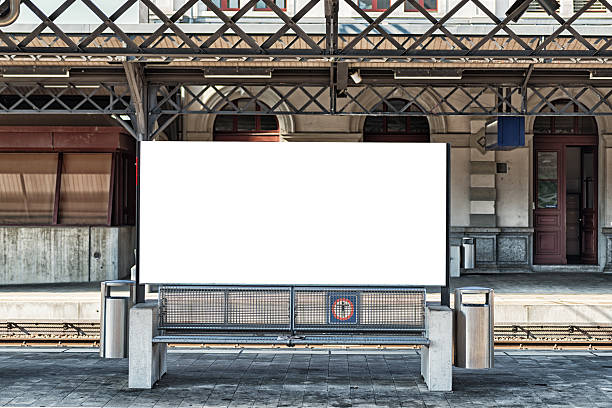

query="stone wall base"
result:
[451,227,532,273]
[0,226,136,284]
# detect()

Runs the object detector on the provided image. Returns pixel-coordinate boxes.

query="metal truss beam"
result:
[3,67,612,141]
[0,81,131,114]
[148,82,612,120]
[0,75,138,136]
[3,76,612,117]
[3,0,612,61]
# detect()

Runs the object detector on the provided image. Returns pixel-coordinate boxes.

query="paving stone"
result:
[1,350,611,407]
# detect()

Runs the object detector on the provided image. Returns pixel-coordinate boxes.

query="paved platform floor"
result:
[2,272,611,296]
[0,348,611,407]
[451,273,612,294]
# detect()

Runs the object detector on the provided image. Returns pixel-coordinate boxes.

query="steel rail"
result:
[3,323,612,344]
[1,338,612,351]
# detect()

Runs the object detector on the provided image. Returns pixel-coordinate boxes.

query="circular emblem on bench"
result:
[331,297,354,321]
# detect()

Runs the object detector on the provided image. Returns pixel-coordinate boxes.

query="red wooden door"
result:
[534,147,566,264]
[580,147,598,264]
[533,106,599,265]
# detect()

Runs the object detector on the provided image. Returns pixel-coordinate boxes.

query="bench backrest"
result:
[158,286,426,334]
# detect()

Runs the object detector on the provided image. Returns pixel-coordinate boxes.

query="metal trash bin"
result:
[454,287,494,369]
[100,280,136,358]
[450,245,461,277]
[461,237,475,269]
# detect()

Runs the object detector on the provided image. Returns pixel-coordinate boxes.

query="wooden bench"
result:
[128,286,452,391]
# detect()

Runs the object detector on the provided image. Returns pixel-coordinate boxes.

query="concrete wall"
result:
[451,148,470,227]
[496,148,529,228]
[89,227,137,282]
[0,226,135,284]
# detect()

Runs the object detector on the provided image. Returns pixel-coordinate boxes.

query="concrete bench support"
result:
[129,301,167,389]
[126,297,448,391]
[420,305,453,391]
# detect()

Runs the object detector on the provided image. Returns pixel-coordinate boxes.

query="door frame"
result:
[580,145,599,264]
[533,134,598,265]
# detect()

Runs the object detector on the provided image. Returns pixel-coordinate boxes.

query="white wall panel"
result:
[140,141,448,286]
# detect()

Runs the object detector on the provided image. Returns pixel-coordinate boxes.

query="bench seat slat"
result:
[153,335,430,346]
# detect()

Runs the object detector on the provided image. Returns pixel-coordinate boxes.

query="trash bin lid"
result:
[103,280,135,286]
[455,286,493,294]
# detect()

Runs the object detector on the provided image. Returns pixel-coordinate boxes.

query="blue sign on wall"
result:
[497,116,525,149]
[328,292,358,324]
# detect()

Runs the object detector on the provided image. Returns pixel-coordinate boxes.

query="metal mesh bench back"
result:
[158,286,425,334]
[159,286,291,331]
[294,287,425,332]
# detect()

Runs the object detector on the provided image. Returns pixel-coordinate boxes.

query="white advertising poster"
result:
[140,141,448,286]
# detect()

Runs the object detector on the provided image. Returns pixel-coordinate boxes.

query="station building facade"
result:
[153,0,612,274]
[0,117,137,284]
[176,88,612,275]
[3,93,612,285]
[3,0,612,283]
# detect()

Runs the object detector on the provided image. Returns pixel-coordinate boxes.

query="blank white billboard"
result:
[140,141,447,286]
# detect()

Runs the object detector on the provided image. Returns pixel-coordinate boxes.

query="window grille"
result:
[527,0,545,12]
[255,0,287,11]
[405,0,437,12]
[574,0,606,12]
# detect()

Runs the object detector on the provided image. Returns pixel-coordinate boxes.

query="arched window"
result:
[363,99,430,142]
[533,100,597,136]
[213,99,280,142]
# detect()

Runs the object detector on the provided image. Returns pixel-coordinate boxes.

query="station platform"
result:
[0,348,611,407]
[1,273,611,326]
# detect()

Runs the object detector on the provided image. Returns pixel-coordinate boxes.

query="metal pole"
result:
[290,286,295,335]
[330,63,336,114]
[133,82,150,304]
[100,281,108,356]
[135,139,145,303]
[441,143,451,308]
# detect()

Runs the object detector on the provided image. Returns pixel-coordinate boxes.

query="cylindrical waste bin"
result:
[100,280,136,358]
[454,287,494,369]
[450,245,461,277]
[461,238,475,269]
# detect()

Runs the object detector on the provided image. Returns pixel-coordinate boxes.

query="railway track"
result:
[2,322,612,350]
